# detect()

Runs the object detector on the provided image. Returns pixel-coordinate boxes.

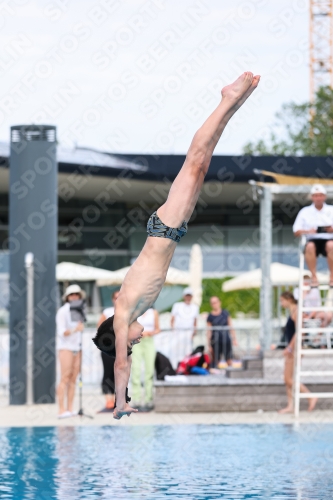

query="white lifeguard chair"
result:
[293,235,333,417]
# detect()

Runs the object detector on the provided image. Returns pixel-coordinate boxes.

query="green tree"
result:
[201,278,259,317]
[243,86,333,156]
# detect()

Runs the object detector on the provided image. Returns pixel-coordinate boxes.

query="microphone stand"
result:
[77,328,93,419]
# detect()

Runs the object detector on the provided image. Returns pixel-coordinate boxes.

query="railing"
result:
[2,322,333,400]
[155,326,261,371]
[0,325,286,398]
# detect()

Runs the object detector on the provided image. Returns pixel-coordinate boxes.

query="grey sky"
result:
[0,0,309,155]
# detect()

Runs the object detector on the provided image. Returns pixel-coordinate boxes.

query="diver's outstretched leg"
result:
[157,72,260,228]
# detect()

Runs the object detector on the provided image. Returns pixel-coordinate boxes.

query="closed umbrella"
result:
[189,244,203,306]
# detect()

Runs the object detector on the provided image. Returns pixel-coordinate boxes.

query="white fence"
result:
[0,323,277,398]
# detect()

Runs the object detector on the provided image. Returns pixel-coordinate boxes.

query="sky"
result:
[0,0,310,155]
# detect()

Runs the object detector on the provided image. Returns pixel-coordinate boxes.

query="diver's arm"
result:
[114,327,129,410]
[113,318,138,419]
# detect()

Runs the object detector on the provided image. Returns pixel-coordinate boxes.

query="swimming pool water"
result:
[0,424,332,499]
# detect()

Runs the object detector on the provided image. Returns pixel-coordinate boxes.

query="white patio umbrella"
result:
[222,262,328,292]
[96,265,190,286]
[56,262,116,282]
[189,244,203,306]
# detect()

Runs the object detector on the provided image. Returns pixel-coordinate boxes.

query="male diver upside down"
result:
[93,72,260,420]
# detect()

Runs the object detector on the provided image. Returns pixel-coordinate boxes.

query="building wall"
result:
[1,190,330,277]
[0,193,305,275]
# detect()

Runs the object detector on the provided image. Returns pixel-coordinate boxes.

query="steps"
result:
[225,355,263,379]
[226,368,263,379]
[154,378,333,412]
[154,348,333,412]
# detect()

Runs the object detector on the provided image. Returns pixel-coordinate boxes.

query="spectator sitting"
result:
[293,184,333,287]
[170,287,199,364]
[307,287,333,347]
[293,274,323,346]
[293,275,321,320]
[96,290,120,412]
[207,296,237,368]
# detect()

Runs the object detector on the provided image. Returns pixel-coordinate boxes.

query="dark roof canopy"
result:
[1,142,332,183]
[110,154,333,183]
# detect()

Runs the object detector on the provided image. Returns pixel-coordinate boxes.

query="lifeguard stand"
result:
[249,169,333,349]
[294,236,333,417]
[250,170,333,415]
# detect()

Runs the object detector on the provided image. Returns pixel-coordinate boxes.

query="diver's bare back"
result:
[117,234,176,322]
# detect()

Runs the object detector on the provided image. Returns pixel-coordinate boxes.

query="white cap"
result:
[310,184,327,195]
[62,284,86,301]
[182,286,193,296]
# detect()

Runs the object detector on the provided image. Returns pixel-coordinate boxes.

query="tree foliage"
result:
[201,278,259,317]
[243,86,333,156]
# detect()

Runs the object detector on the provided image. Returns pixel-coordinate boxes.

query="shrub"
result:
[201,278,259,317]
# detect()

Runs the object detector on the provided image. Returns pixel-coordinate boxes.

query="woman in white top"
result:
[56,284,85,419]
[131,308,160,410]
[96,290,120,412]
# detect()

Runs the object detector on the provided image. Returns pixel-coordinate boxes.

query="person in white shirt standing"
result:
[171,287,199,362]
[293,184,333,286]
[56,284,85,419]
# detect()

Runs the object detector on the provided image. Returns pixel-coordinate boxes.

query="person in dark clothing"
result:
[96,290,120,412]
[279,291,317,414]
[206,296,237,368]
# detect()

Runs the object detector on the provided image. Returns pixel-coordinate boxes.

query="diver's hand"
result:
[113,404,138,420]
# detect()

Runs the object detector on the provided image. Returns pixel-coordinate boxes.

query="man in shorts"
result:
[293,184,333,287]
[93,72,260,419]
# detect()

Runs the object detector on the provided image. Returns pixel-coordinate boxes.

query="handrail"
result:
[294,236,306,418]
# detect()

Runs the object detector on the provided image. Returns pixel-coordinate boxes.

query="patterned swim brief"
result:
[147,211,188,243]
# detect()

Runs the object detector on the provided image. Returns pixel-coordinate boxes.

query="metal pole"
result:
[277,285,281,329]
[25,252,34,406]
[294,236,306,418]
[260,186,272,350]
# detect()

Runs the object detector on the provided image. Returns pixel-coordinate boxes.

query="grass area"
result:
[201,278,259,317]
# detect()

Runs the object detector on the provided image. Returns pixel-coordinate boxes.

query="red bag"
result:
[177,352,210,375]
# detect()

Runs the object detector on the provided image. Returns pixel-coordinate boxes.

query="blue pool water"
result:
[0,424,332,499]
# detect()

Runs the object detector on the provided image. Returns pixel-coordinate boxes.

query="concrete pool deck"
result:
[1,393,333,427]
